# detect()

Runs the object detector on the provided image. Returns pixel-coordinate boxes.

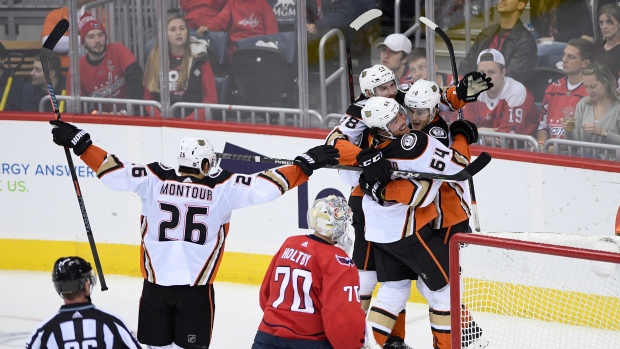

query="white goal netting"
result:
[452,232,620,349]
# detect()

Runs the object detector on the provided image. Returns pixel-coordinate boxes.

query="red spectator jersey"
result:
[203,0,278,43]
[258,234,366,349]
[462,77,540,135]
[179,0,227,29]
[538,77,587,139]
[67,42,138,101]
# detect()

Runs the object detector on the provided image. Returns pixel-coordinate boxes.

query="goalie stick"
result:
[419,16,482,231]
[217,151,491,182]
[42,19,108,291]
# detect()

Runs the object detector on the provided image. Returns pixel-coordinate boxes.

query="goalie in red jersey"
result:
[253,195,380,349]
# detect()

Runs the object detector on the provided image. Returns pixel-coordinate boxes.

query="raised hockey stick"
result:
[347,9,383,103]
[419,16,482,231]
[42,19,108,291]
[217,151,491,182]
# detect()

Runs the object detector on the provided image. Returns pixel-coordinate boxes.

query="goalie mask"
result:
[52,256,97,297]
[404,79,441,115]
[359,64,397,98]
[361,96,407,139]
[178,136,218,176]
[307,195,352,241]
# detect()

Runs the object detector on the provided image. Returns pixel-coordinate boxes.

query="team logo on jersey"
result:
[429,127,447,139]
[335,255,355,267]
[187,334,196,343]
[401,133,417,150]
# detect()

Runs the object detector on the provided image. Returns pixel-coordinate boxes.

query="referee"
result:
[25,257,142,349]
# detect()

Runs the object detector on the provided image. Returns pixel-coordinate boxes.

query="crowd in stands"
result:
[1,0,620,159]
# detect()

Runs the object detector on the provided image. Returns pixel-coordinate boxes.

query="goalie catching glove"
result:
[456,71,493,102]
[356,147,392,183]
[49,120,92,156]
[294,145,340,176]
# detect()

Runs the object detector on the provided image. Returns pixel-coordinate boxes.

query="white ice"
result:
[0,271,434,349]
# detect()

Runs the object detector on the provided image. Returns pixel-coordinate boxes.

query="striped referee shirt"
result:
[25,302,142,349]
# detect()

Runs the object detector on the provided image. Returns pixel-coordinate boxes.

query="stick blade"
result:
[466,152,492,177]
[419,16,438,30]
[43,19,69,51]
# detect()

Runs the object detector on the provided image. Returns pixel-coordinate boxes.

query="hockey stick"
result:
[217,151,491,182]
[419,16,482,231]
[347,9,383,104]
[42,19,108,291]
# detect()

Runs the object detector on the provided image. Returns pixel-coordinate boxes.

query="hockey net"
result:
[449,232,620,349]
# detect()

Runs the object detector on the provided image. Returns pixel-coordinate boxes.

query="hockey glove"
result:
[450,119,479,144]
[456,71,493,102]
[49,120,92,156]
[294,145,340,176]
[359,174,387,205]
[356,147,392,183]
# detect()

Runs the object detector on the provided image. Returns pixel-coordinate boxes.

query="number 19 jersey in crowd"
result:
[79,145,309,286]
[257,234,366,349]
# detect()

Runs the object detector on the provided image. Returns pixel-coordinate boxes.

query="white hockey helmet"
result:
[361,96,404,139]
[404,79,441,114]
[307,195,352,241]
[359,64,397,98]
[177,136,218,176]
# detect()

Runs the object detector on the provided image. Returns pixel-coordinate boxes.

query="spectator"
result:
[143,12,217,118]
[376,33,414,84]
[41,0,96,70]
[594,4,620,81]
[180,0,227,37]
[458,0,536,84]
[22,54,66,112]
[198,0,279,64]
[462,49,540,142]
[564,62,620,150]
[67,15,144,113]
[530,0,595,69]
[252,195,374,349]
[536,38,593,151]
[24,256,142,349]
[0,42,24,111]
[407,47,454,87]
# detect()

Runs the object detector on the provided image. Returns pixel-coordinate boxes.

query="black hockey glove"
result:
[359,174,387,205]
[450,120,479,144]
[49,120,92,156]
[356,147,392,183]
[456,71,493,102]
[294,145,340,176]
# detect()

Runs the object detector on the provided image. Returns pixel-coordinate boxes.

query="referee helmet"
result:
[52,256,97,297]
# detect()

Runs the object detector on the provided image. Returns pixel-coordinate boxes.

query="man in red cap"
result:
[66,15,144,113]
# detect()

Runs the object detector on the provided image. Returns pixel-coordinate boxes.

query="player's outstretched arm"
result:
[294,145,340,176]
[49,120,92,156]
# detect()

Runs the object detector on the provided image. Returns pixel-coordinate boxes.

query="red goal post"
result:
[449,232,620,348]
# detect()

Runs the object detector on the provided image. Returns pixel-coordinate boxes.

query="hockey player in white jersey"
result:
[49,120,339,349]
[356,97,487,349]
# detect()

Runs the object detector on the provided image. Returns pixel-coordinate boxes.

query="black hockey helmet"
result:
[52,256,97,295]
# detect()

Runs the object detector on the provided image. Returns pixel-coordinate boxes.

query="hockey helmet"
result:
[307,195,352,241]
[361,96,405,139]
[52,256,97,296]
[404,79,441,114]
[359,64,397,98]
[178,136,218,176]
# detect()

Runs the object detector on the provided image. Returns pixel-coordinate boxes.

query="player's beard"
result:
[86,41,107,59]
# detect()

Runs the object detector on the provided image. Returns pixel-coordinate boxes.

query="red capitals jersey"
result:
[538,77,587,139]
[258,234,366,349]
[68,43,138,101]
[462,77,541,136]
